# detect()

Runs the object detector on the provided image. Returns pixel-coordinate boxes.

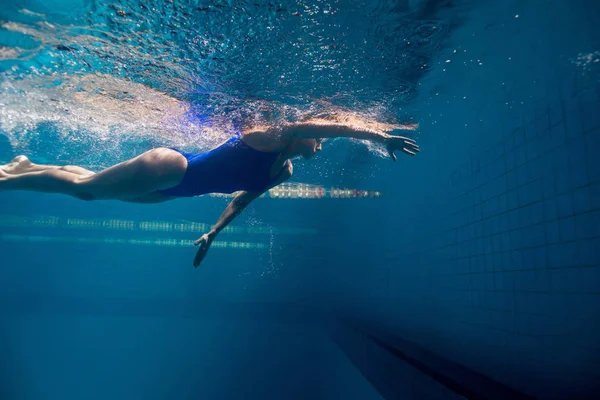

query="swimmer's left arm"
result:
[282,118,420,160]
[283,116,417,140]
[192,190,262,267]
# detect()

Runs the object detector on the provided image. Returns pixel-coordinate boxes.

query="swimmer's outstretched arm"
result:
[192,190,262,267]
[281,117,420,160]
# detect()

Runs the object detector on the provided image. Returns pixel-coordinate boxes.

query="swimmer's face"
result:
[299,138,323,159]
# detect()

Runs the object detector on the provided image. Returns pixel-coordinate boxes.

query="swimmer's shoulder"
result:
[240,125,289,152]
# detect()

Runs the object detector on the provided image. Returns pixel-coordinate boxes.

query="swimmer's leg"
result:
[3,155,97,176]
[0,148,187,201]
[60,165,96,176]
[0,167,84,197]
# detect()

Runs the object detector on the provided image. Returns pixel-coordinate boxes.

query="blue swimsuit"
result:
[158,136,288,197]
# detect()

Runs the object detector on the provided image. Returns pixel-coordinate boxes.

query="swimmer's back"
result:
[158,136,285,197]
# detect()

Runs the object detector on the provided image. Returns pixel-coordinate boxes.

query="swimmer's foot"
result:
[1,155,34,174]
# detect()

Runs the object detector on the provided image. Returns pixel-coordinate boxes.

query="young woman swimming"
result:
[0,115,419,266]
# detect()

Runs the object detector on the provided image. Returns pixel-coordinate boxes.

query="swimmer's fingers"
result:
[403,139,420,153]
[395,136,419,151]
[193,245,208,267]
[193,241,210,267]
[193,233,213,267]
[386,137,419,161]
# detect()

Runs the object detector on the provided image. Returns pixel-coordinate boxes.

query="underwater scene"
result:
[1,0,599,399]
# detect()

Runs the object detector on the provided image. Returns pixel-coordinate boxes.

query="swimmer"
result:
[0,115,419,266]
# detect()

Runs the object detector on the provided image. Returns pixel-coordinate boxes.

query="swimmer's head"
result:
[293,138,322,159]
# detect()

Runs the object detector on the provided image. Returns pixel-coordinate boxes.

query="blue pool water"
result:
[1,1,600,399]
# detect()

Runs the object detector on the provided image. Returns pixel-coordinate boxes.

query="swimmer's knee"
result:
[61,165,95,176]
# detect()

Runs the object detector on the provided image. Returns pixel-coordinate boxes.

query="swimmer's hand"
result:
[193,232,215,267]
[384,134,420,161]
